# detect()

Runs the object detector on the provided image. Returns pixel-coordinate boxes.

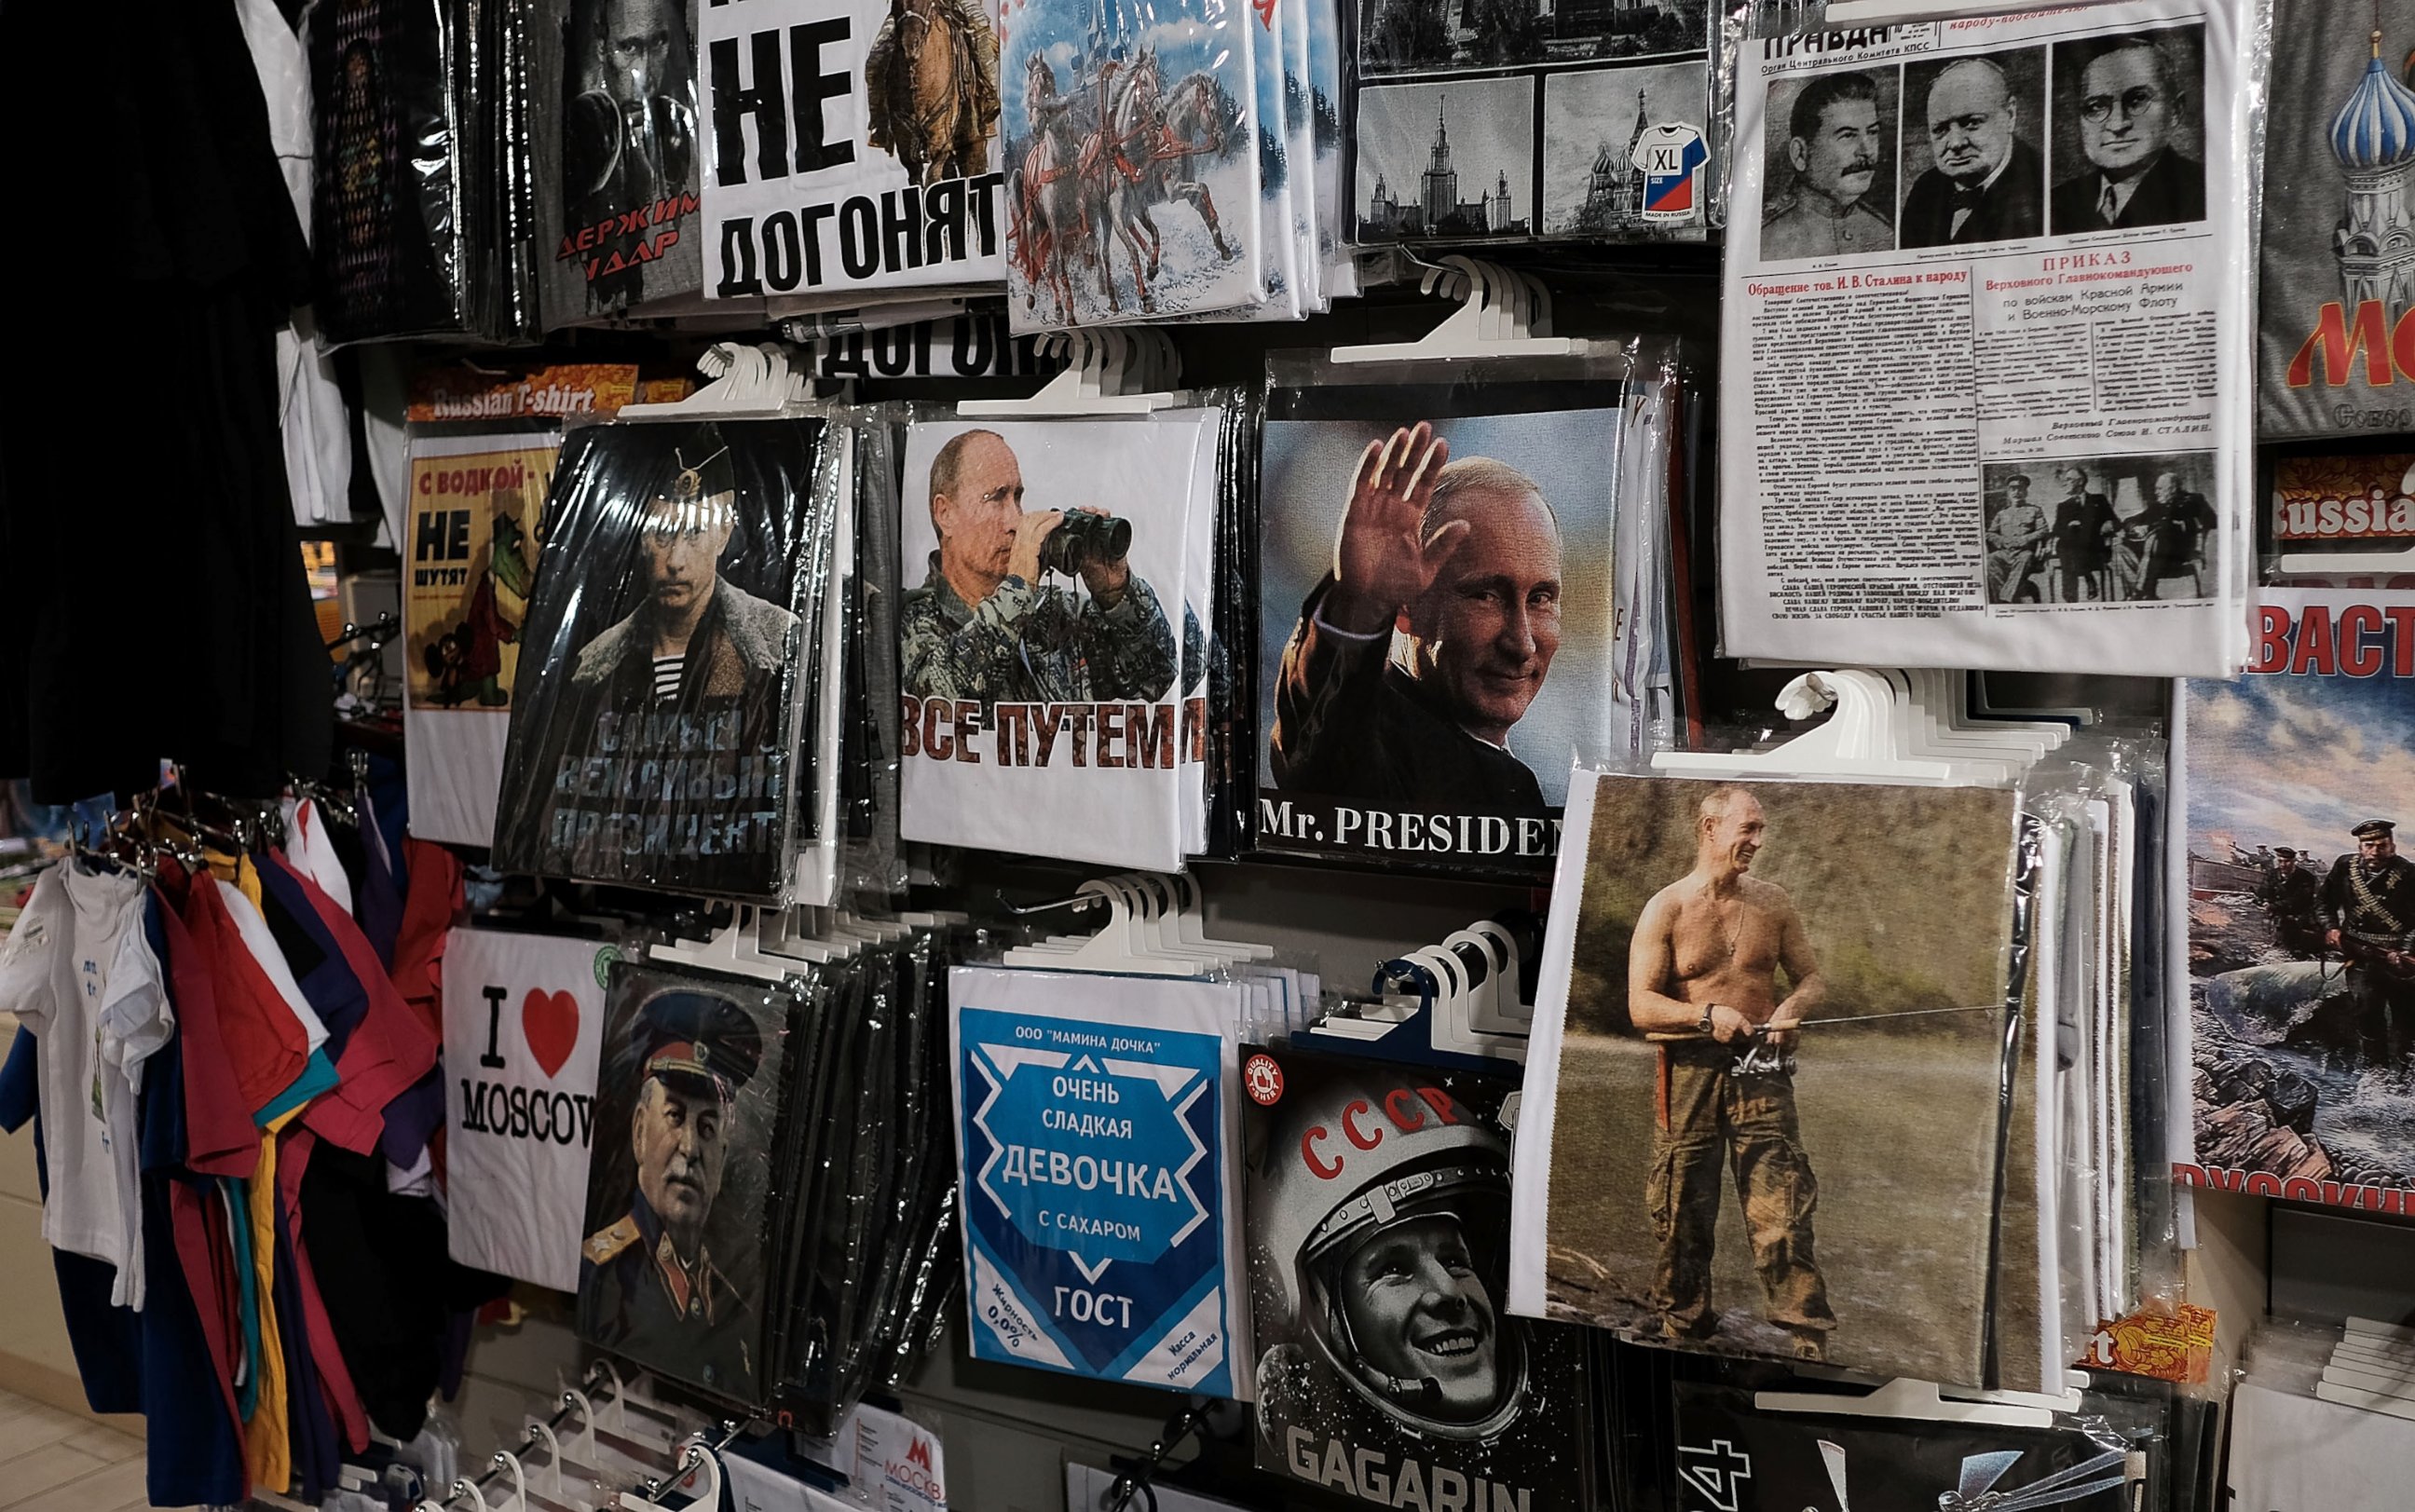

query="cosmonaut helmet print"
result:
[1251,1060,1531,1442]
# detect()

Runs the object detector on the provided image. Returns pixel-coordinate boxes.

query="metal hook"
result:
[996,889,1104,917]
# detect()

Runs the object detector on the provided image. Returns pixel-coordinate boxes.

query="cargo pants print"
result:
[1646,1047,1836,1338]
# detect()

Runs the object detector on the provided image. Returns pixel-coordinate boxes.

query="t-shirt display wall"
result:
[0,0,2401,1508]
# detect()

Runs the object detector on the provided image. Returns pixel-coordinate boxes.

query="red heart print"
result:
[522,988,580,1079]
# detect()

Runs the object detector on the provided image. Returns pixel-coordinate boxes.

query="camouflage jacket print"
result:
[900,552,1178,704]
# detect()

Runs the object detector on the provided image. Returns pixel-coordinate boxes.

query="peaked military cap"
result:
[634,990,763,1100]
[2354,820,2398,840]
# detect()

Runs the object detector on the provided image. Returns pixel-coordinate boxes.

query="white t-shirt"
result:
[0,867,175,1309]
[286,798,356,918]
[441,928,608,1291]
[2230,1379,2415,1508]
[219,879,329,1057]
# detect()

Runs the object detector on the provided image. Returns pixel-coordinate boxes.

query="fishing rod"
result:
[1643,1003,2000,1043]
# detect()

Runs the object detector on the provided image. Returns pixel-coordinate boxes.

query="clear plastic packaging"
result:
[577,958,800,1405]
[1512,761,2032,1388]
[493,416,841,900]
[1251,345,1686,879]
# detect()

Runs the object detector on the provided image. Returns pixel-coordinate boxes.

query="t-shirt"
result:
[0,865,175,1308]
[1630,123,1710,219]
[284,798,355,918]
[441,928,607,1291]
[184,874,312,1119]
[2229,1379,2415,1509]
[256,853,439,1158]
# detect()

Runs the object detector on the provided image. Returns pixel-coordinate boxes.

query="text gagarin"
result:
[1286,1427,1532,1512]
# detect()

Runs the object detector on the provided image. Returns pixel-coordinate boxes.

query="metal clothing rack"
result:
[450,1360,748,1508]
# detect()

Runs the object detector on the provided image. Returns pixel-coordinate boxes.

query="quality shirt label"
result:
[957,1006,1231,1393]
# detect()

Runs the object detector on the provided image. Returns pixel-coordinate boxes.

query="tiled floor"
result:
[0,1388,165,1511]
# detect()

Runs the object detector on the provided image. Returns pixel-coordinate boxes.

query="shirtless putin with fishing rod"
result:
[1626,785,1838,1360]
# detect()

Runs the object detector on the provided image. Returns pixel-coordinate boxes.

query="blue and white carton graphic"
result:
[949,967,1247,1396]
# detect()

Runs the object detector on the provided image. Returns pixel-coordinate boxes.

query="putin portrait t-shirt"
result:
[443,928,612,1291]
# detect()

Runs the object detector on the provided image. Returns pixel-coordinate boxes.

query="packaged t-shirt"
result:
[493,418,836,899]
[1671,1382,2140,1511]
[402,427,562,846]
[2257,0,2415,440]
[0,867,175,1309]
[897,413,1213,869]
[2228,1379,2415,1509]
[1242,1044,1590,1508]
[948,965,1246,1395]
[442,927,612,1292]
[697,0,1008,303]
[577,960,794,1404]
[1258,359,1635,877]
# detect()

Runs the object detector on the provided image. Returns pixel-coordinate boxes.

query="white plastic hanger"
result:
[1654,670,1972,785]
[1405,946,1474,1056]
[957,329,1189,416]
[1001,878,1200,975]
[1415,940,1530,1061]
[557,1389,602,1466]
[1331,256,1590,364]
[649,906,796,981]
[2277,540,2415,574]
[1168,873,1276,961]
[618,341,818,419]
[1876,670,2025,784]
[1444,926,1530,1036]
[1126,875,1239,970]
[758,904,849,963]
[1905,667,2066,761]
[521,1420,601,1512]
[1753,1376,2083,1428]
[493,1451,530,1512]
[589,1360,685,1464]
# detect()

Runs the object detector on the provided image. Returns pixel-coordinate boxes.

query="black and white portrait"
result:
[1983,453,2217,605]
[1356,77,1535,241]
[1760,67,1900,262]
[1358,0,1709,80]
[1244,1049,1590,1505]
[565,0,700,308]
[1899,48,2045,249]
[2048,26,2207,235]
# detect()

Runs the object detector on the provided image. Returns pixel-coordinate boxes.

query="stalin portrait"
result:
[1762,70,1896,262]
[580,991,764,1398]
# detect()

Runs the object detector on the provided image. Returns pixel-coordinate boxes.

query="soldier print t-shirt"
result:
[578,960,793,1405]
[492,417,835,900]
[896,411,1216,870]
[2176,588,2415,1209]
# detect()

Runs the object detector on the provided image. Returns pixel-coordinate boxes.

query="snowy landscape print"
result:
[998,0,1263,327]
